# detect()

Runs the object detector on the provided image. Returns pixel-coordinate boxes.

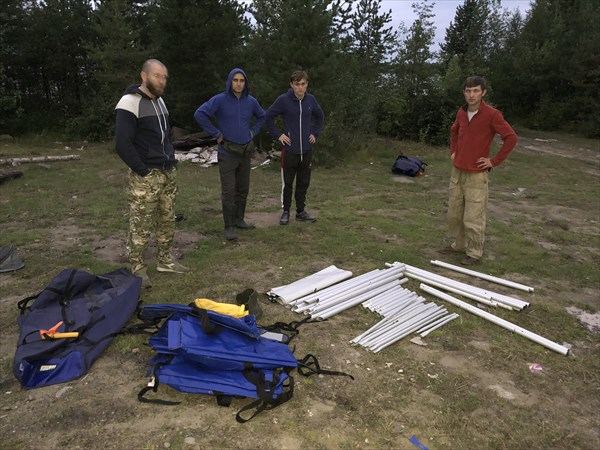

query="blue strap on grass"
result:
[409,435,429,450]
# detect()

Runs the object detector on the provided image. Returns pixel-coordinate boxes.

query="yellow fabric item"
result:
[193,298,248,318]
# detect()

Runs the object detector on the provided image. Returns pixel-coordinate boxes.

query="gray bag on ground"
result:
[0,245,25,273]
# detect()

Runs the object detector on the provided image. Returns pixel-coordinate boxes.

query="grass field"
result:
[0,129,599,449]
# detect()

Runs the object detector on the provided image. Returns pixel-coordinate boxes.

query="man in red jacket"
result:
[440,76,518,265]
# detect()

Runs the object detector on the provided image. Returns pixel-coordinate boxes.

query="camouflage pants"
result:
[447,166,489,259]
[127,168,177,273]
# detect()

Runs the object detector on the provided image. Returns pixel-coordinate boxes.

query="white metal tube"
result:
[407,263,530,310]
[378,295,423,317]
[308,271,404,312]
[305,267,400,305]
[365,304,445,347]
[371,291,417,313]
[312,281,401,319]
[353,298,426,343]
[430,260,534,293]
[294,269,382,304]
[357,304,436,345]
[370,309,448,352]
[362,288,405,310]
[405,271,504,308]
[309,279,400,315]
[419,313,460,337]
[292,277,392,313]
[405,265,529,310]
[417,312,459,334]
[302,269,388,303]
[420,284,569,356]
[268,265,354,304]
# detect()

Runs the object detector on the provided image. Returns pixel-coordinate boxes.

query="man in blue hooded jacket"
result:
[194,68,266,241]
[266,70,324,225]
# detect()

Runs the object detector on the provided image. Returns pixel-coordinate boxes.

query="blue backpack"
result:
[137,304,353,422]
[13,268,141,389]
[392,155,427,177]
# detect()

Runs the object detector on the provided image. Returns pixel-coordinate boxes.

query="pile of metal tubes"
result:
[352,287,458,352]
[274,263,457,352]
[402,263,530,310]
[287,263,408,320]
[268,260,570,355]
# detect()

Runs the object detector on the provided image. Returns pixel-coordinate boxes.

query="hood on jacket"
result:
[123,84,153,99]
[225,68,250,97]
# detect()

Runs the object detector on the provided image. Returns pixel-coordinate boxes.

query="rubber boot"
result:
[235,288,263,320]
[223,203,238,240]
[235,201,255,229]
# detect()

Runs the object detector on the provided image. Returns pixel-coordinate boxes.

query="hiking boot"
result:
[460,256,480,266]
[280,211,290,225]
[157,260,190,274]
[438,246,463,255]
[134,268,152,289]
[235,219,255,229]
[296,210,317,222]
[235,288,263,320]
[224,227,238,241]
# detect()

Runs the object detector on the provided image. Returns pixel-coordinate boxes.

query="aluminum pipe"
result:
[420,284,569,356]
[430,260,534,293]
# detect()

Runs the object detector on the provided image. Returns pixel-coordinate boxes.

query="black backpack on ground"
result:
[392,155,427,177]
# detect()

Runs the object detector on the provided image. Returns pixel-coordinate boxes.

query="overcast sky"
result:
[381,0,532,49]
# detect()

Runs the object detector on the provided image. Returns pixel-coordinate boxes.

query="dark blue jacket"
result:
[193,68,266,156]
[266,88,325,155]
[114,85,176,176]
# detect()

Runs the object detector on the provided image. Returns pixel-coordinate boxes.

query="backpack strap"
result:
[137,375,181,406]
[189,305,222,334]
[296,354,355,380]
[16,269,77,316]
[261,316,318,344]
[137,357,181,406]
[17,293,40,314]
[235,370,294,423]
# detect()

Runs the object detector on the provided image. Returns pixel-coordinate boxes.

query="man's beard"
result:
[146,78,165,97]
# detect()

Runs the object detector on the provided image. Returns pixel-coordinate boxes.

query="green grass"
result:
[0,131,599,449]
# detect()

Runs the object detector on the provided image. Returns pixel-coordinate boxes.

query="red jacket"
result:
[450,101,518,172]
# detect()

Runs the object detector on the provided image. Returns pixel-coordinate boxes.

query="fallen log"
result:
[0,169,23,183]
[0,155,81,165]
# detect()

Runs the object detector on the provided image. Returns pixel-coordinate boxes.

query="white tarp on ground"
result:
[268,265,353,305]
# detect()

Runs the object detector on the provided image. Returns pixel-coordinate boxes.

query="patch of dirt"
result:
[566,307,600,333]
[517,134,600,165]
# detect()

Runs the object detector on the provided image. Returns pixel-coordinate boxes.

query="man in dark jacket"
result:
[194,68,266,241]
[115,59,189,288]
[266,71,325,225]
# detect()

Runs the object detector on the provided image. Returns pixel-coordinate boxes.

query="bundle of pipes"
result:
[267,265,353,305]
[400,263,530,311]
[351,293,456,352]
[290,264,408,320]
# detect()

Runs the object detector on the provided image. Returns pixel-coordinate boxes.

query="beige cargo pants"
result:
[447,166,489,259]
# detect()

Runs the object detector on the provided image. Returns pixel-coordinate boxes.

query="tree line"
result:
[1,0,598,160]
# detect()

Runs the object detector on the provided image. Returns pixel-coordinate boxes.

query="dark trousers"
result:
[218,152,251,227]
[281,149,312,213]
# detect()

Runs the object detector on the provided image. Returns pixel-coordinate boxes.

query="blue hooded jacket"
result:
[266,88,324,155]
[194,68,266,155]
